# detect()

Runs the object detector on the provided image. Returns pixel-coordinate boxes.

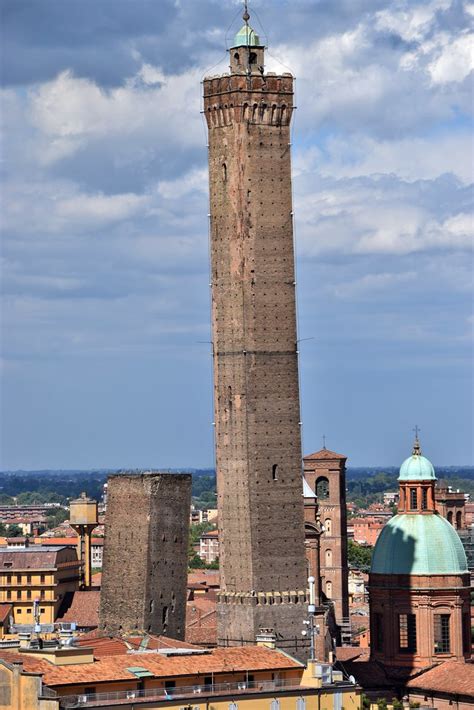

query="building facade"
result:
[369,438,471,669]
[204,14,309,654]
[99,473,191,639]
[303,449,349,625]
[0,545,81,626]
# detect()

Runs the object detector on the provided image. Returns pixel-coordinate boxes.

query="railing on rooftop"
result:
[58,679,319,708]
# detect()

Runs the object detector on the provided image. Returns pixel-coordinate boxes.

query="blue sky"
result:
[1,0,472,469]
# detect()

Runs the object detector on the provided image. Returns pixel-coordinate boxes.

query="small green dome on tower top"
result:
[232,23,261,48]
[398,435,436,481]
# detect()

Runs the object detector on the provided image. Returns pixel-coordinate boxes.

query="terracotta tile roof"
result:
[0,546,77,569]
[187,571,220,586]
[186,600,217,647]
[74,633,201,657]
[36,538,104,547]
[0,604,12,624]
[188,601,217,614]
[0,646,303,687]
[406,661,474,696]
[304,448,347,460]
[56,591,100,628]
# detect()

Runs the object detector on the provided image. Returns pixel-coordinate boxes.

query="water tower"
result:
[69,492,98,589]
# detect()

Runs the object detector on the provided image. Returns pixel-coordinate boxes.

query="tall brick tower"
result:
[303,448,349,628]
[204,10,308,655]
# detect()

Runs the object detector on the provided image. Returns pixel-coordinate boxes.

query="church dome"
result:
[399,453,436,481]
[398,435,436,481]
[371,513,468,575]
[232,24,261,47]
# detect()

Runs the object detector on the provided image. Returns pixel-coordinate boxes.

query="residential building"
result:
[198,530,219,564]
[0,635,361,710]
[0,545,81,626]
[351,517,385,546]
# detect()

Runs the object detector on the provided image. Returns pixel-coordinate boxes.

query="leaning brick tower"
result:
[204,10,308,655]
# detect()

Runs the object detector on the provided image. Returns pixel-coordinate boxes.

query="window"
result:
[296,699,306,710]
[27,609,31,614]
[26,590,31,600]
[434,614,450,654]
[421,488,428,510]
[270,701,280,710]
[325,549,332,566]
[40,608,45,613]
[325,580,332,598]
[249,52,257,64]
[6,591,11,600]
[164,681,176,690]
[5,574,11,585]
[229,704,238,710]
[40,590,45,600]
[316,477,329,499]
[456,511,462,529]
[16,590,21,600]
[26,575,31,583]
[399,613,417,652]
[16,575,21,584]
[85,687,96,696]
[40,574,45,583]
[463,613,470,653]
[324,518,332,535]
[373,613,383,652]
[447,511,453,525]
[272,464,278,481]
[410,488,417,510]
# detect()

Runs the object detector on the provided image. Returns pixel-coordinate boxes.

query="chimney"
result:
[256,628,276,649]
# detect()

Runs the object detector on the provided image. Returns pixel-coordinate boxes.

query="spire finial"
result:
[322,434,326,450]
[412,425,421,455]
[243,1,250,24]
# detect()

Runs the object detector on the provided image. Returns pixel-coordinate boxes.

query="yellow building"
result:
[0,638,361,710]
[0,545,81,626]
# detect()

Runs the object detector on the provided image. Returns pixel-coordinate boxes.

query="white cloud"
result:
[428,33,474,84]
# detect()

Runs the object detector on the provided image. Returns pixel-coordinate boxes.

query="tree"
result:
[348,540,373,571]
[6,524,23,537]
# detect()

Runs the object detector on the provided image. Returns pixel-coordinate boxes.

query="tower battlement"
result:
[203,73,294,128]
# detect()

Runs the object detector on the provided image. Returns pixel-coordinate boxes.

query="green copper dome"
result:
[398,436,436,481]
[399,454,436,481]
[371,513,468,575]
[232,24,261,48]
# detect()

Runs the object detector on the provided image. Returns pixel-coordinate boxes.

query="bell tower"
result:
[204,7,309,657]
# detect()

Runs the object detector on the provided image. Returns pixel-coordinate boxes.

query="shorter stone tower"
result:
[99,472,191,639]
[303,448,349,627]
[370,437,471,668]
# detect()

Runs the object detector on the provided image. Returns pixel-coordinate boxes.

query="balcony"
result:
[58,679,319,707]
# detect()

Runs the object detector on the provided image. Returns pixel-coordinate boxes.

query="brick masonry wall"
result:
[99,473,191,639]
[204,69,308,652]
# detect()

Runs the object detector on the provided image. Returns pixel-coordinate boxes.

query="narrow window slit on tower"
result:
[272,464,278,480]
[222,163,227,182]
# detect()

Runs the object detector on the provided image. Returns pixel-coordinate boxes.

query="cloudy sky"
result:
[1,0,472,470]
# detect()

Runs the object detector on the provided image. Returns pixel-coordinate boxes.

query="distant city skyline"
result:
[1,0,473,469]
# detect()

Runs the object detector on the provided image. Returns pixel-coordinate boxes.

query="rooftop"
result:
[304,448,347,461]
[0,645,303,687]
